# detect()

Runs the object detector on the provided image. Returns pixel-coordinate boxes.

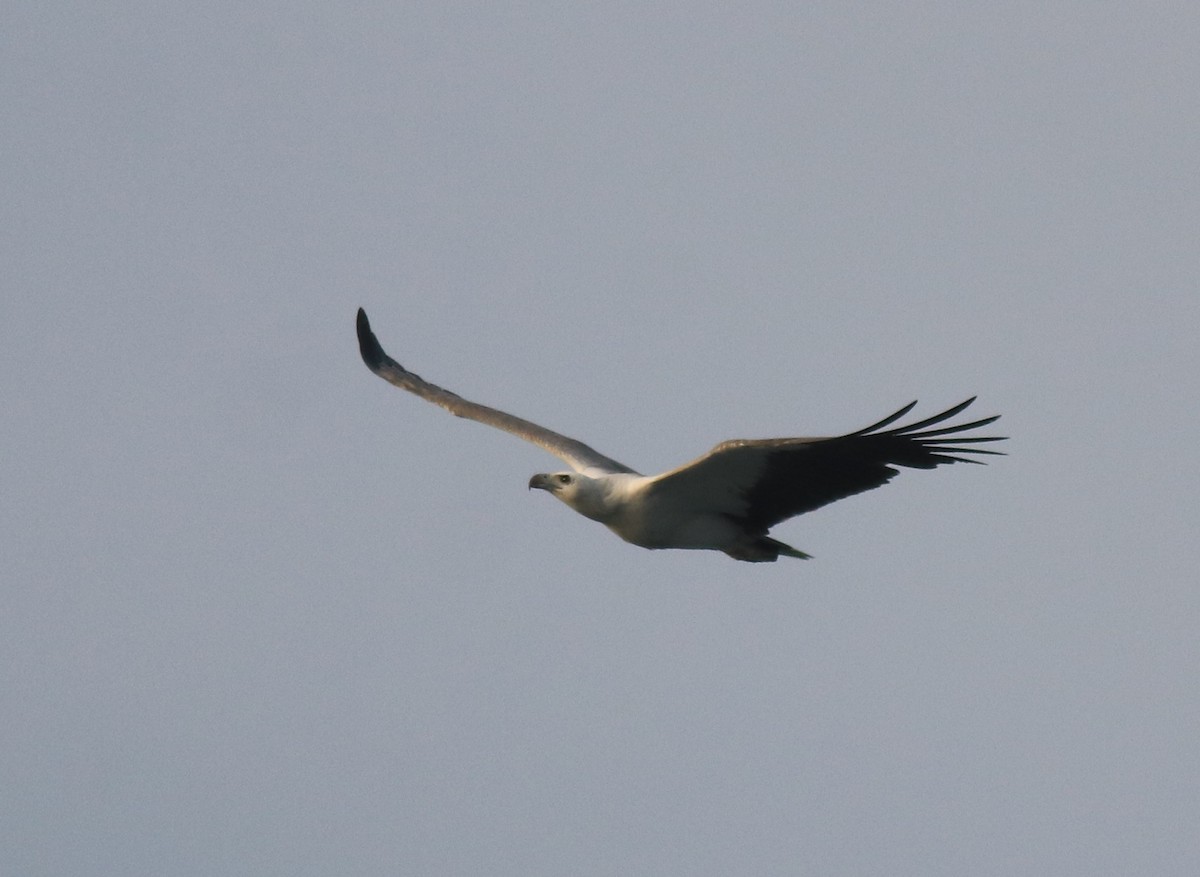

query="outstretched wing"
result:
[356,309,637,475]
[646,398,1004,530]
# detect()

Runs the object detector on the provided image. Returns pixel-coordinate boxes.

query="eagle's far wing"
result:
[356,309,637,475]
[646,398,1005,531]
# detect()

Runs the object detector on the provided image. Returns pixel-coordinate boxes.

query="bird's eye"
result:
[557,474,571,484]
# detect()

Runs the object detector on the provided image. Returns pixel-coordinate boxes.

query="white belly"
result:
[605,505,742,552]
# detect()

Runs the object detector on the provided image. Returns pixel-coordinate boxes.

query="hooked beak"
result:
[528,473,551,492]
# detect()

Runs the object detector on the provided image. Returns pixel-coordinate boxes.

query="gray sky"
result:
[5,2,1199,874]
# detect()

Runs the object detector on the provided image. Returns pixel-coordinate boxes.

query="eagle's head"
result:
[528,471,616,522]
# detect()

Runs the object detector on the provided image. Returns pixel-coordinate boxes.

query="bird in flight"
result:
[356,309,1004,562]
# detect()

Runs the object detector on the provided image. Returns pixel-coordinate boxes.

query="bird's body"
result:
[356,309,1004,562]
[526,471,787,559]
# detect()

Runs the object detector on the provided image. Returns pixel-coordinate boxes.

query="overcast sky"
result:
[5,3,1199,875]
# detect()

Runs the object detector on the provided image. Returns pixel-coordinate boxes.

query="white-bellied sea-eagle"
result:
[356,309,1005,562]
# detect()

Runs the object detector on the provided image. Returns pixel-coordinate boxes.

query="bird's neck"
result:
[563,474,635,523]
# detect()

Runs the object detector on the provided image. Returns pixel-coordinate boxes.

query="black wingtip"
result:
[356,308,386,371]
